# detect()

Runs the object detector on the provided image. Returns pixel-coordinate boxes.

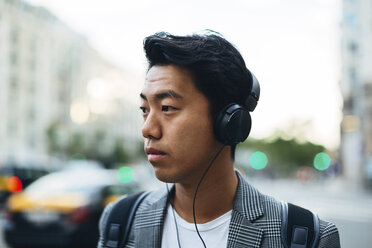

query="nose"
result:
[142,111,162,140]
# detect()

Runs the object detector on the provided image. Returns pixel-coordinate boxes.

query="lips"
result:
[145,147,167,162]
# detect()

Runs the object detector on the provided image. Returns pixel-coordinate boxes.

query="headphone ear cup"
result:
[214,104,252,145]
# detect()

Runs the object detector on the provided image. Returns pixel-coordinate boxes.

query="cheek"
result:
[169,114,216,156]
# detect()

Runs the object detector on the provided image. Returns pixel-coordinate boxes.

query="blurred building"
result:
[0,0,142,168]
[340,0,372,188]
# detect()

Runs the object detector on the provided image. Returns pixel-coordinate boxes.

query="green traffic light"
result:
[249,151,268,170]
[117,166,134,183]
[313,152,331,171]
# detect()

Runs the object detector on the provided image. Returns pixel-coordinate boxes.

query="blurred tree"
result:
[105,138,131,166]
[66,132,85,156]
[241,136,325,172]
[46,122,61,153]
[135,140,146,160]
[46,122,134,168]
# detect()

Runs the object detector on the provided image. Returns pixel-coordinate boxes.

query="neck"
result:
[172,147,238,223]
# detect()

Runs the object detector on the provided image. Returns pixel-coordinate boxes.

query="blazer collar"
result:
[135,188,169,247]
[233,171,264,221]
[227,171,264,248]
[135,171,265,247]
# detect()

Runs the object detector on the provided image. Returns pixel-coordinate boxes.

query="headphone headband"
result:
[245,71,260,112]
[214,69,260,145]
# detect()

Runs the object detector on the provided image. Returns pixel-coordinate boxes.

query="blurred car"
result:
[2,166,141,248]
[0,166,48,205]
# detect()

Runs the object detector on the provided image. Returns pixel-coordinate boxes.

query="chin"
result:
[153,167,179,183]
[154,171,176,183]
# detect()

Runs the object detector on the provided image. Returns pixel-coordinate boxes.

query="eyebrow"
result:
[140,90,183,101]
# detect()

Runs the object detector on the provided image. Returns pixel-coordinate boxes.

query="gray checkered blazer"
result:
[98,172,340,247]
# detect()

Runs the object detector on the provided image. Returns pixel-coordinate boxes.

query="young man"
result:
[98,31,340,248]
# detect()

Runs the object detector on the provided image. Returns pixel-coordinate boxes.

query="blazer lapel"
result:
[135,189,168,248]
[227,172,265,248]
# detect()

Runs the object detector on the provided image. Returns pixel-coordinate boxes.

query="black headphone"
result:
[214,70,260,145]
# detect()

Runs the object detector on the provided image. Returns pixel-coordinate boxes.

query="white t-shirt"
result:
[161,204,232,248]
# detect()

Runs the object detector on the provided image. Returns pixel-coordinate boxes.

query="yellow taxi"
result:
[2,166,140,248]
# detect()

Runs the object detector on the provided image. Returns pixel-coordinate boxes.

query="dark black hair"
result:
[143,31,253,159]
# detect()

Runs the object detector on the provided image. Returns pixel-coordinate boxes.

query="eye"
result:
[140,107,148,114]
[161,106,176,112]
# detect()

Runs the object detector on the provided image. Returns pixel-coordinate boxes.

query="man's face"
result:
[140,65,220,184]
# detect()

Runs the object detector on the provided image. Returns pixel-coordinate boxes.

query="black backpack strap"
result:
[281,202,320,248]
[104,191,150,248]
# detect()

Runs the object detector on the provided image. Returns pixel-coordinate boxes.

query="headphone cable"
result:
[192,144,226,248]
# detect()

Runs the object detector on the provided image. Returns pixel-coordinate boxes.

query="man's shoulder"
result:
[101,187,167,224]
[237,175,340,247]
[235,171,283,219]
[318,219,341,247]
[136,187,168,210]
[97,188,167,248]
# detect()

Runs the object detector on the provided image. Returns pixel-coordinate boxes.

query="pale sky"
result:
[26,0,343,150]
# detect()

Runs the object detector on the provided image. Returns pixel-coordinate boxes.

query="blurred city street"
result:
[1,0,372,247]
[1,177,372,248]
